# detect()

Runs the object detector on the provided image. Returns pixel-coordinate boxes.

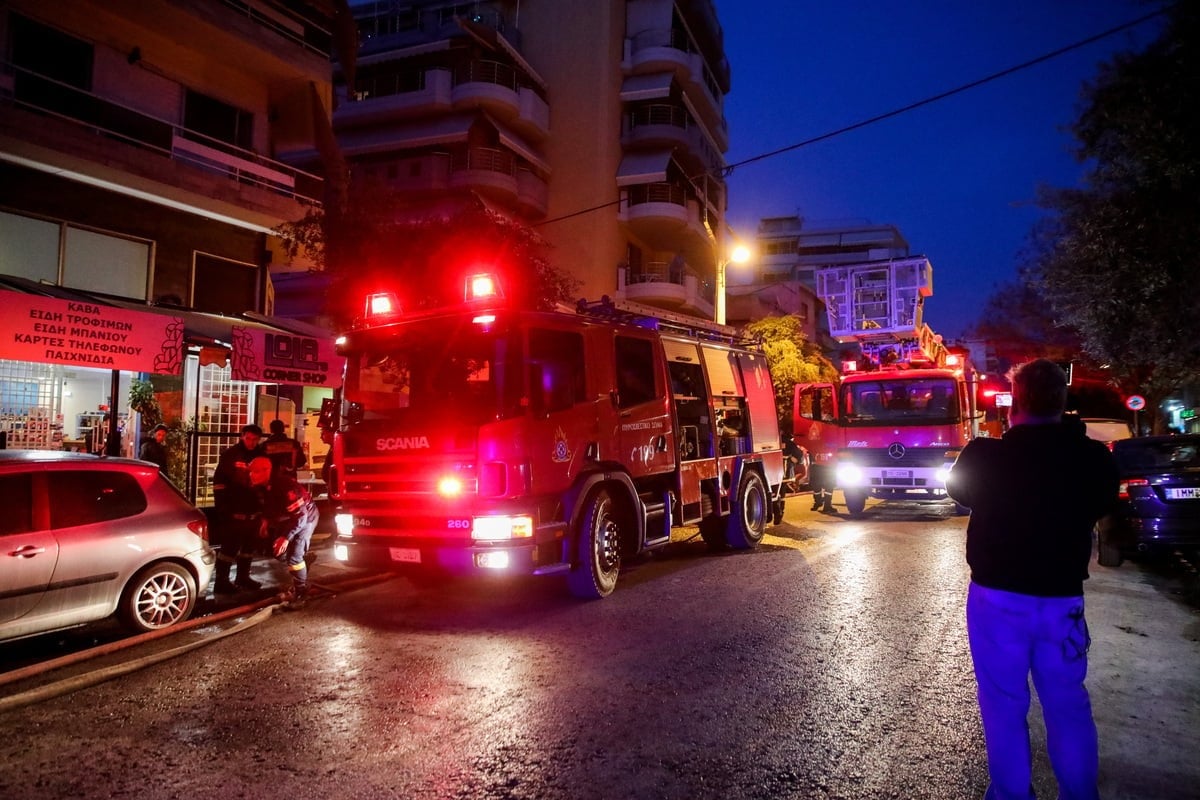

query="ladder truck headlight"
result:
[836,462,865,486]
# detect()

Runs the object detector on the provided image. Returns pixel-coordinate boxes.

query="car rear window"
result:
[48,470,148,528]
[1113,440,1200,471]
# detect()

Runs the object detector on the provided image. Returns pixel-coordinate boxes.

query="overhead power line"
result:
[535,7,1168,228]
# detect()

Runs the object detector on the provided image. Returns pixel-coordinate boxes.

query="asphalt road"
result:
[1,497,1197,800]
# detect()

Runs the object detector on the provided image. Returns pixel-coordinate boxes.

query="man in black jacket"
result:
[947,359,1118,800]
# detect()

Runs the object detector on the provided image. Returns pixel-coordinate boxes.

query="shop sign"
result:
[230,326,344,387]
[0,288,183,374]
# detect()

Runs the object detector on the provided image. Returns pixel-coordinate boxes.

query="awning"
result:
[620,73,674,102]
[0,275,343,387]
[616,149,674,187]
[484,112,551,175]
[336,113,474,157]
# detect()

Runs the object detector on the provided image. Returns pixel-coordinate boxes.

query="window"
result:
[0,211,59,284]
[615,336,657,408]
[63,227,150,300]
[184,89,253,150]
[528,328,585,413]
[10,14,92,90]
[48,471,147,528]
[193,253,258,315]
[0,474,35,535]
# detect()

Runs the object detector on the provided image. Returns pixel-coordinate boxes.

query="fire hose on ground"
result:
[0,571,394,714]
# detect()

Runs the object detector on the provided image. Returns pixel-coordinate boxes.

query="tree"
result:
[1028,3,1200,431]
[280,190,579,328]
[742,315,840,430]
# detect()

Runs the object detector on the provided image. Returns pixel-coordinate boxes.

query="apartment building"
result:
[0,0,338,498]
[335,0,731,317]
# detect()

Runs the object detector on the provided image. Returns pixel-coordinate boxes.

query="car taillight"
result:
[188,518,209,543]
[1118,478,1148,500]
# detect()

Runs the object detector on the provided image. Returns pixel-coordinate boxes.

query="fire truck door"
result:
[614,334,673,477]
[794,383,839,466]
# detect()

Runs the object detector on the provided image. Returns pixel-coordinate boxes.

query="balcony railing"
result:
[629,27,723,105]
[629,104,689,130]
[627,182,687,207]
[219,0,333,57]
[454,60,520,92]
[1,62,323,204]
[451,146,515,176]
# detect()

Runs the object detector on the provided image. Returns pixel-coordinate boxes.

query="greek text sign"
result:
[0,288,183,374]
[230,326,344,387]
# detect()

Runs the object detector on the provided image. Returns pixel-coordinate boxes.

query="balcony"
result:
[516,167,548,218]
[336,68,453,126]
[0,62,322,223]
[623,28,725,133]
[449,146,518,203]
[618,182,714,256]
[618,261,715,318]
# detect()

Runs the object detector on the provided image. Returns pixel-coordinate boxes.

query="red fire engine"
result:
[326,274,787,598]
[794,257,978,517]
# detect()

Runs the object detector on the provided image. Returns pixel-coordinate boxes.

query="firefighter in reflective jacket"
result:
[211,424,264,592]
[248,457,319,604]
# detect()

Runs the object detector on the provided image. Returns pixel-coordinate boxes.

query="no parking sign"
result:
[1125,395,1146,411]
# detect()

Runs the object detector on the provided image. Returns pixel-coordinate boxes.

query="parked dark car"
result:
[1097,434,1200,567]
[0,451,216,643]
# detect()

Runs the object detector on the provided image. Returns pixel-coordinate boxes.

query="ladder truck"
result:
[793,256,977,517]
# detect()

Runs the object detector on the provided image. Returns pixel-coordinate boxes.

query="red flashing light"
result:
[841,360,859,373]
[466,273,501,302]
[945,353,962,367]
[365,292,399,318]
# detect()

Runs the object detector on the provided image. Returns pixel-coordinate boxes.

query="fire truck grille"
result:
[844,448,950,468]
[341,456,477,498]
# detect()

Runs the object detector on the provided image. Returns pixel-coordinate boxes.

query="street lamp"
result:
[714,242,751,325]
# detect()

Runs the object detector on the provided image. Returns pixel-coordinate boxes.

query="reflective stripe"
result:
[289,562,306,572]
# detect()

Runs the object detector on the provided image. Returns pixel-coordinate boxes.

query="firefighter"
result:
[247,456,319,607]
[262,418,307,476]
[211,424,265,593]
[810,462,837,514]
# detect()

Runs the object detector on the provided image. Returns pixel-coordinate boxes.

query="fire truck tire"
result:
[567,488,622,599]
[844,490,867,517]
[726,470,768,549]
[698,516,726,550]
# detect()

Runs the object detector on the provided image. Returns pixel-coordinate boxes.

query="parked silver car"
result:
[0,451,216,643]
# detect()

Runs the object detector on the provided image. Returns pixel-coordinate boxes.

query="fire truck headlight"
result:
[836,463,865,486]
[472,515,534,541]
[476,551,511,570]
[934,466,952,484]
[333,543,349,562]
[335,513,355,537]
[437,475,464,497]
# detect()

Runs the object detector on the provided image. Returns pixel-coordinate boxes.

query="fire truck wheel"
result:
[844,490,867,517]
[698,516,726,550]
[567,488,622,599]
[726,470,768,549]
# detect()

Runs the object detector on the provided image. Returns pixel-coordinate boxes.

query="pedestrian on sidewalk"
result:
[947,359,1118,800]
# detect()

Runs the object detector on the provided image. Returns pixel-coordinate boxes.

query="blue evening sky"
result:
[712,1,1165,339]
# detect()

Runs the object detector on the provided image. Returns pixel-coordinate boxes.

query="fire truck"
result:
[326,274,787,598]
[793,257,977,517]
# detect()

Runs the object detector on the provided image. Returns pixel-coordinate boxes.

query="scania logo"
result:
[377,435,431,451]
[888,442,907,460]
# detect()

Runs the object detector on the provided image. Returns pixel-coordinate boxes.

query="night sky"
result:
[714,0,1166,339]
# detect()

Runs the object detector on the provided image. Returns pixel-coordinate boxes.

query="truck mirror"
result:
[345,402,364,425]
[318,396,340,430]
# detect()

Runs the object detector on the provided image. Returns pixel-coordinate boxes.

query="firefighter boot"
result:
[282,568,309,610]
[820,492,837,515]
[233,556,261,590]
[810,493,822,511]
[213,560,236,594]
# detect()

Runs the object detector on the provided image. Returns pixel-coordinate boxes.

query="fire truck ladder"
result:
[575,296,753,345]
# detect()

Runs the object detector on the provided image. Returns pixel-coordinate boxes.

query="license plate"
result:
[389,547,421,563]
[884,469,912,479]
[1164,487,1200,500]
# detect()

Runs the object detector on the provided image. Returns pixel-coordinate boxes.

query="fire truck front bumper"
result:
[332,534,569,576]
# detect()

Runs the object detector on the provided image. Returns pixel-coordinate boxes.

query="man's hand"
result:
[273,537,289,558]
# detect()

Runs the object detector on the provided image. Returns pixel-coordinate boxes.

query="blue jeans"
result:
[966,582,1099,800]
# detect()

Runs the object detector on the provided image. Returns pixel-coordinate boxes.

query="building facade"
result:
[335,0,732,318]
[0,0,338,499]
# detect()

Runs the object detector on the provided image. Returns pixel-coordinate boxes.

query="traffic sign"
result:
[1125,394,1146,411]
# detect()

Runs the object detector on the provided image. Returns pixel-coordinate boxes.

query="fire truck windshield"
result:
[841,377,959,425]
[342,321,522,424]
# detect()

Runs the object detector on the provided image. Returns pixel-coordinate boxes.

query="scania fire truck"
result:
[793,257,977,517]
[326,274,787,598]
